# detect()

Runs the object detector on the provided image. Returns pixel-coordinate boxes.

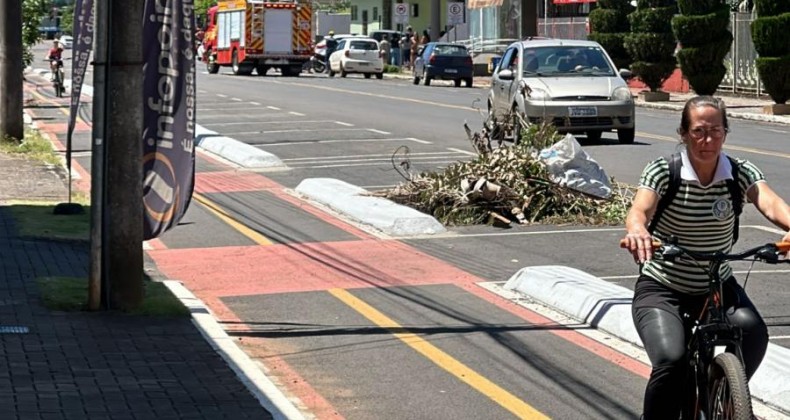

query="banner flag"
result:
[67,0,94,174]
[142,0,197,239]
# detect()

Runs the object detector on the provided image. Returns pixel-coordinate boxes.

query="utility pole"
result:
[90,0,144,311]
[0,1,24,141]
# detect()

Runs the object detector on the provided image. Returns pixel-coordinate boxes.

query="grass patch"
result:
[1,128,61,166]
[36,276,190,317]
[6,201,90,242]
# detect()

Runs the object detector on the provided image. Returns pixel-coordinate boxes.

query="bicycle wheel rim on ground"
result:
[708,352,752,420]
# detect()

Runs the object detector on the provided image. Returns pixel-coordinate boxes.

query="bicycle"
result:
[621,237,790,420]
[49,59,66,97]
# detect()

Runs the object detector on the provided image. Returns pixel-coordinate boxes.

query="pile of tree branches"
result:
[376,124,634,227]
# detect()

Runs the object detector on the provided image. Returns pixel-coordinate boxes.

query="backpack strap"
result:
[648,153,682,235]
[726,155,742,244]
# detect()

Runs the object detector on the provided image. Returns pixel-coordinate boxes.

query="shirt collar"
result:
[679,150,733,186]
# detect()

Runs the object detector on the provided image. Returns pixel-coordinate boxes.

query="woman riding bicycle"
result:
[621,96,790,419]
[47,40,64,82]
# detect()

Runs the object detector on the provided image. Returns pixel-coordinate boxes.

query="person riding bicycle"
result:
[48,40,64,82]
[622,96,790,420]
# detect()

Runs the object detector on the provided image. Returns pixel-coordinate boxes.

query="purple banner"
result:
[142,0,196,240]
[67,0,94,169]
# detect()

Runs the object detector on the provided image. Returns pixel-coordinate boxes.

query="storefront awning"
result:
[468,0,505,10]
[553,0,596,4]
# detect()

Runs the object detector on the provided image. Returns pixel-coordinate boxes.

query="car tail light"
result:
[465,56,472,66]
[429,54,436,64]
[345,50,350,58]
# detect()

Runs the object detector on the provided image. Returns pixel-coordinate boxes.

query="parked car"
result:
[328,37,384,79]
[59,35,73,49]
[488,38,635,144]
[413,42,474,87]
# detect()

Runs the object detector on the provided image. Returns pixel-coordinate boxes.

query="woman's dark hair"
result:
[677,95,729,136]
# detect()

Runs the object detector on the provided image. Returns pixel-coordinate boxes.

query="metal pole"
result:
[89,0,110,310]
[543,0,547,37]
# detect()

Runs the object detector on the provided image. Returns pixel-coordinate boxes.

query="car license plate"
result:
[445,69,458,73]
[359,62,368,66]
[568,106,598,117]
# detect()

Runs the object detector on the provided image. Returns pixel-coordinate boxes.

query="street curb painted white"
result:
[504,265,790,414]
[163,280,307,420]
[295,178,446,237]
[195,125,286,169]
[634,101,790,125]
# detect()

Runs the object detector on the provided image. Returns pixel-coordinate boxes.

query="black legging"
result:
[632,276,768,420]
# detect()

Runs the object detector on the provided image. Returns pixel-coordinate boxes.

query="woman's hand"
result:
[623,230,655,264]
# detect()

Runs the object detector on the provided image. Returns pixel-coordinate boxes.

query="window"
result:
[434,45,468,56]
[412,4,419,17]
[373,7,379,21]
[362,9,368,23]
[350,40,378,51]
[497,47,516,73]
[351,5,358,21]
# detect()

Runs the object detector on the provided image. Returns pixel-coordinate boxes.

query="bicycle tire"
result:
[708,352,752,420]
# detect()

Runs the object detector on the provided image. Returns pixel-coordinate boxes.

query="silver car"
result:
[488,39,635,144]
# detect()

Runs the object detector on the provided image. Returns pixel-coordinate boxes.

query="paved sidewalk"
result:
[0,154,272,419]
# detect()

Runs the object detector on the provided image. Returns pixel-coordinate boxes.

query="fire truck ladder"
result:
[250,2,264,51]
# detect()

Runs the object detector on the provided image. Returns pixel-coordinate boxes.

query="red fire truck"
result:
[202,0,312,77]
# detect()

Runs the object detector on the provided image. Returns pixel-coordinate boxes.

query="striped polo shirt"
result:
[638,151,765,295]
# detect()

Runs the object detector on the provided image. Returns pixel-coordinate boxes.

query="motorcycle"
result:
[310,52,327,74]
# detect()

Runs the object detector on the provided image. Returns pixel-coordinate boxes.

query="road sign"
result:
[393,3,409,25]
[447,2,464,25]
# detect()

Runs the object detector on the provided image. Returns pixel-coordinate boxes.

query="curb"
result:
[163,280,307,420]
[633,101,790,125]
[504,265,790,415]
[295,178,446,237]
[195,125,286,169]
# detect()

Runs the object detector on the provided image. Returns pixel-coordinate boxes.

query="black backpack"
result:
[647,153,743,244]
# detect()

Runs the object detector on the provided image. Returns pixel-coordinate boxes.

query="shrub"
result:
[625,2,677,91]
[672,1,731,95]
[755,0,790,16]
[756,55,790,104]
[671,9,729,47]
[589,0,634,73]
[677,0,719,15]
[751,13,790,57]
[628,7,676,33]
[752,0,790,103]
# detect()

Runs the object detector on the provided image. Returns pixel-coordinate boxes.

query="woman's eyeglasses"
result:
[688,126,728,140]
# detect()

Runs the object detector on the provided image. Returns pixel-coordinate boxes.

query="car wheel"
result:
[454,79,462,88]
[465,78,473,88]
[586,130,603,142]
[413,74,420,85]
[423,71,431,86]
[328,67,335,77]
[255,65,268,76]
[364,73,372,79]
[375,72,383,80]
[207,54,219,74]
[340,64,348,78]
[618,127,635,144]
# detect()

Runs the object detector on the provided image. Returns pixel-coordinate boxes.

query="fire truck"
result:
[202,0,312,77]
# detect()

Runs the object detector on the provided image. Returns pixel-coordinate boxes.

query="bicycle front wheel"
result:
[708,352,753,420]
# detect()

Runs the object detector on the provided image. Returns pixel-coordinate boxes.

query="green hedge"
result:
[588,33,630,69]
[756,55,790,104]
[597,0,634,11]
[628,6,676,33]
[677,0,720,15]
[630,61,677,90]
[751,13,790,57]
[676,41,731,94]
[636,0,676,8]
[755,0,790,17]
[624,33,677,63]
[672,8,730,47]
[589,8,629,33]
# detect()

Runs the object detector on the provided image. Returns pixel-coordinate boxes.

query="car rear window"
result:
[523,46,615,76]
[433,45,468,56]
[350,41,378,51]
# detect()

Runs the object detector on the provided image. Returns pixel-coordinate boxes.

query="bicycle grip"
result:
[619,239,662,249]
[777,242,790,253]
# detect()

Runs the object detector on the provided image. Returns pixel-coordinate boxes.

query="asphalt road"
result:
[25,43,790,419]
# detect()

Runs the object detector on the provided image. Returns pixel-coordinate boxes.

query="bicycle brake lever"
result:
[756,245,780,264]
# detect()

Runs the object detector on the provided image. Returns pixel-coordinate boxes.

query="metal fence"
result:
[719,11,763,95]
[537,17,588,41]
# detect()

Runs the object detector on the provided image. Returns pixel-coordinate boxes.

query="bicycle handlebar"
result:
[619,239,790,263]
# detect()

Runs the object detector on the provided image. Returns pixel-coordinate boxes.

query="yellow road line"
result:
[193,193,273,245]
[329,288,550,420]
[637,132,790,159]
[29,88,87,124]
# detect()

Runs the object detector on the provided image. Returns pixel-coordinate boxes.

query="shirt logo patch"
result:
[712,198,733,220]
